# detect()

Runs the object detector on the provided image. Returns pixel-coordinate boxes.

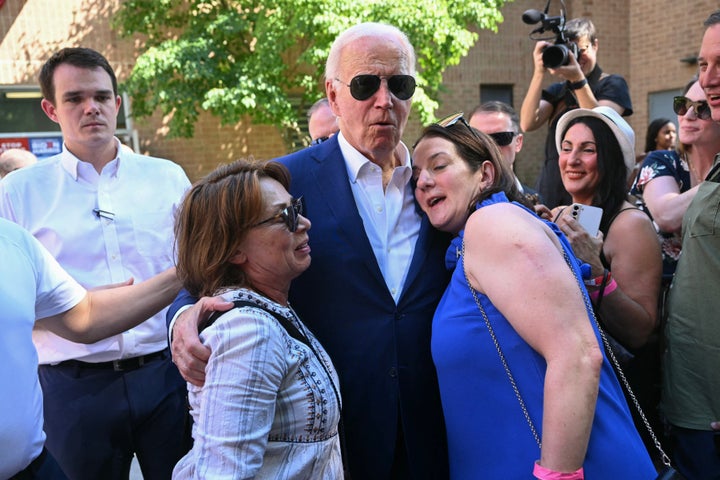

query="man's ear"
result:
[41,98,59,123]
[515,133,524,154]
[326,79,340,117]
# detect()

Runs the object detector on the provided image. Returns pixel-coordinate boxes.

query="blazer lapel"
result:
[304,140,388,286]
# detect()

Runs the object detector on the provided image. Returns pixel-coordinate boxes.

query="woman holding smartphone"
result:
[544,106,664,462]
[549,106,661,351]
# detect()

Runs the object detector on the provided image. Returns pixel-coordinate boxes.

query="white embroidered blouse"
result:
[172,288,343,479]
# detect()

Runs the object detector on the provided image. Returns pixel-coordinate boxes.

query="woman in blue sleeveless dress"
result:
[411,115,655,479]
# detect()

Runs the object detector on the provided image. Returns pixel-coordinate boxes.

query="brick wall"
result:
[2,0,718,183]
[628,0,716,160]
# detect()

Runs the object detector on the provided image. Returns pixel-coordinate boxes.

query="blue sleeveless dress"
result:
[431,192,655,479]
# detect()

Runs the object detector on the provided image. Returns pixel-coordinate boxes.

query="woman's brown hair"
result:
[414,121,533,212]
[174,159,291,297]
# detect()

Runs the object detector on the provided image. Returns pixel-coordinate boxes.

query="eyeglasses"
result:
[335,74,416,101]
[673,96,712,120]
[487,131,516,147]
[437,111,472,130]
[253,197,303,232]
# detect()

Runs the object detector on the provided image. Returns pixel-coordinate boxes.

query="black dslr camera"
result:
[522,0,577,69]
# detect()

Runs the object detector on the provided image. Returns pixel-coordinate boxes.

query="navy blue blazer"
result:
[168,136,450,479]
[277,137,450,479]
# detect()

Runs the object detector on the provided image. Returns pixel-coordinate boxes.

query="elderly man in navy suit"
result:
[169,23,450,479]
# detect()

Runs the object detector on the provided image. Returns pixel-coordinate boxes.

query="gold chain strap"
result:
[461,239,542,448]
[461,238,672,467]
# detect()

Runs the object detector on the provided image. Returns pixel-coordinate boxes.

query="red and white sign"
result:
[0,138,31,153]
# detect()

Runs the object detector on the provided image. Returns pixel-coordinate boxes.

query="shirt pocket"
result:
[132,211,175,258]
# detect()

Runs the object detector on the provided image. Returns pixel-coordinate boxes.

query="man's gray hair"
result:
[325,22,416,82]
[704,10,720,28]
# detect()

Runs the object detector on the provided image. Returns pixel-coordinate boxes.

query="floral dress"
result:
[630,149,691,281]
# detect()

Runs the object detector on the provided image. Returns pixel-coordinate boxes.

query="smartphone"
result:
[570,203,603,236]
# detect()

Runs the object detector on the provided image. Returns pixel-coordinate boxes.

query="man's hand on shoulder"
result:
[171,296,232,386]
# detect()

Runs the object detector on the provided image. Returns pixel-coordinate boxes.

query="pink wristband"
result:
[589,278,618,302]
[603,278,618,296]
[533,461,584,480]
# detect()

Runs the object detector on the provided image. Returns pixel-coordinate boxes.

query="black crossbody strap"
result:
[202,299,352,477]
[203,300,311,347]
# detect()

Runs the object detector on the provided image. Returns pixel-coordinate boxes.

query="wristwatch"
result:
[569,78,588,90]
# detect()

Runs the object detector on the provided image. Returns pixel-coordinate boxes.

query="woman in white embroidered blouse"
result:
[172,160,342,479]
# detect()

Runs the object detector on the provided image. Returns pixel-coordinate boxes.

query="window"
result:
[648,88,682,129]
[480,84,514,106]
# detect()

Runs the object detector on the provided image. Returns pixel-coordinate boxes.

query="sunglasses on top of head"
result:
[253,197,303,233]
[673,96,712,120]
[335,74,416,101]
[415,112,476,148]
[438,113,516,146]
[436,112,485,139]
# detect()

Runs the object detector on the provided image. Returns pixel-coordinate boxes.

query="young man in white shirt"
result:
[0,47,191,479]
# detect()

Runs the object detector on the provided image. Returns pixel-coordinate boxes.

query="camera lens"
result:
[542,44,571,69]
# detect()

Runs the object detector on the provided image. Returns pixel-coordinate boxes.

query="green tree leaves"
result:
[115,0,507,144]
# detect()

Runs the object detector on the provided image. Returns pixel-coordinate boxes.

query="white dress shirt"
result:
[337,132,420,303]
[0,138,190,364]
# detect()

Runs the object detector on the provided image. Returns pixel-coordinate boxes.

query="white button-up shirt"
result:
[0,138,190,364]
[338,132,420,304]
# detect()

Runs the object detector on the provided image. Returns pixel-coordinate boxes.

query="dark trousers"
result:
[10,448,68,480]
[38,352,190,480]
[668,425,720,480]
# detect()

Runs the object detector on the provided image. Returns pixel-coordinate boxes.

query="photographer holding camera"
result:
[520,17,633,209]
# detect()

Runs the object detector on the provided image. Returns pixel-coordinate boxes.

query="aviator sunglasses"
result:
[253,196,303,232]
[335,74,416,101]
[673,96,712,120]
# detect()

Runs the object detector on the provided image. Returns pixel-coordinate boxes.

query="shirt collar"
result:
[337,131,412,184]
[586,64,603,85]
[60,137,122,181]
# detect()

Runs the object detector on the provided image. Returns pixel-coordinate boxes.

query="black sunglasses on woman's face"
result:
[673,96,712,120]
[253,197,303,232]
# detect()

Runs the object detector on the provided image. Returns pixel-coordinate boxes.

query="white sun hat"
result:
[555,105,636,176]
